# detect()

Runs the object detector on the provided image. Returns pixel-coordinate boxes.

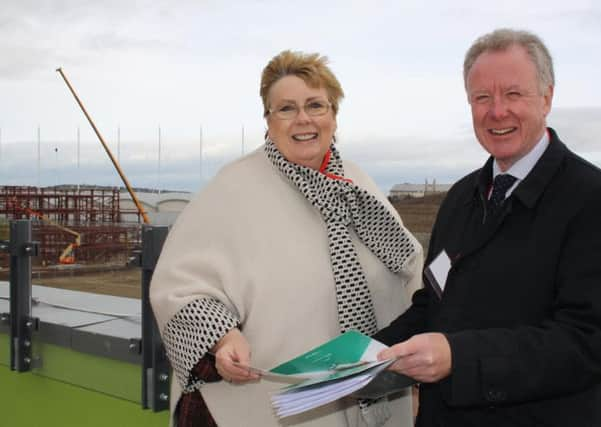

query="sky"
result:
[1,0,600,194]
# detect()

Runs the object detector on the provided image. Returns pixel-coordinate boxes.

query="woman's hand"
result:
[211,328,261,384]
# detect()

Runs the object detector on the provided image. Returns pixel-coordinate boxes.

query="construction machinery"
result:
[23,207,81,264]
[56,67,150,225]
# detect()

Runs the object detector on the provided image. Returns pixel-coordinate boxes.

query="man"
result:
[376,28,601,426]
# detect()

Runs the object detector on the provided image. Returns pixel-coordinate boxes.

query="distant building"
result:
[120,190,193,225]
[389,179,452,199]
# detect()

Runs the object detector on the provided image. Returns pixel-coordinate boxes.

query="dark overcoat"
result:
[376,128,601,426]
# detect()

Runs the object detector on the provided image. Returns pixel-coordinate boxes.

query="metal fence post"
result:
[8,220,39,372]
[140,225,170,411]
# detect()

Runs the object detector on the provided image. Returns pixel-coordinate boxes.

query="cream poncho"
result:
[150,146,423,426]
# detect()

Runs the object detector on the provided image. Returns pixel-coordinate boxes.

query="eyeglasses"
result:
[268,100,331,120]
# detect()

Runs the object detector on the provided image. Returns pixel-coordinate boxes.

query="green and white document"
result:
[264,330,415,418]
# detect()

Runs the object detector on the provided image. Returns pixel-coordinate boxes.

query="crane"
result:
[56,67,150,225]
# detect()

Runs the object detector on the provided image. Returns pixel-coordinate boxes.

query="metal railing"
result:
[1,219,171,412]
[1,220,39,372]
[139,225,170,411]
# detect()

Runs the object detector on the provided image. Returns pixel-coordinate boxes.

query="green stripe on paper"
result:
[271,330,372,375]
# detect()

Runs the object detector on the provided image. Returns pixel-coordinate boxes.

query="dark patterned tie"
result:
[489,173,517,209]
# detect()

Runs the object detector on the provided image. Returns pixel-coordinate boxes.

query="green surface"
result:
[0,332,8,366]
[0,364,169,427]
[31,341,141,402]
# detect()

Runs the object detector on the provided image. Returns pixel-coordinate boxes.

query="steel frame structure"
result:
[0,186,141,267]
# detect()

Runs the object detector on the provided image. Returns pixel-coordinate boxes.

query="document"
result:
[258,330,415,418]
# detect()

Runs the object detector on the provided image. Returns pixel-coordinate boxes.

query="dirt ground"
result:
[26,194,444,299]
[32,267,143,299]
[391,193,445,233]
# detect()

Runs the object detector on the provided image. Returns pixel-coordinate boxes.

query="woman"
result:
[150,50,423,427]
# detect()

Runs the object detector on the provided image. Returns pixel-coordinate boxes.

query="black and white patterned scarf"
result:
[265,139,417,426]
[265,139,416,334]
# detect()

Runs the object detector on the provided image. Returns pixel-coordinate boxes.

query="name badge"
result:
[424,250,451,299]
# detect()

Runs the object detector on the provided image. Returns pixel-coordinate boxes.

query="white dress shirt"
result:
[492,129,550,199]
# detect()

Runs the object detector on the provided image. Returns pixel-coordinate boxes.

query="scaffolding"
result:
[0,186,141,267]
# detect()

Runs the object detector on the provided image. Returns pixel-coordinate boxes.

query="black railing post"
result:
[140,225,170,411]
[8,220,39,372]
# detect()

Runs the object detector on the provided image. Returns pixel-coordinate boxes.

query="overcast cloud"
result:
[1,0,600,193]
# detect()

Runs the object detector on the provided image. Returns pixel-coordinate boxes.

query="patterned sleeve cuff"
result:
[162,298,239,389]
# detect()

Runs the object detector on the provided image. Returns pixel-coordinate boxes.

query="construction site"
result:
[0,185,143,293]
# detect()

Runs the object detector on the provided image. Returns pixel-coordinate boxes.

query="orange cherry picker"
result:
[23,207,81,265]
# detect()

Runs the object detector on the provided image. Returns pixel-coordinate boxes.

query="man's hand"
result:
[212,328,260,384]
[377,333,452,383]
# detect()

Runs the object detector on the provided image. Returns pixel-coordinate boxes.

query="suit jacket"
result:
[375,128,601,426]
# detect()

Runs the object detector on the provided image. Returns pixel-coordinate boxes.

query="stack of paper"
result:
[271,359,394,418]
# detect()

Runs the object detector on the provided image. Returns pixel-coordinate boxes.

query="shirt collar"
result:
[492,130,550,181]
[490,130,549,197]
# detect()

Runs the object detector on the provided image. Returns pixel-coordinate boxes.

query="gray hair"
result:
[463,28,554,93]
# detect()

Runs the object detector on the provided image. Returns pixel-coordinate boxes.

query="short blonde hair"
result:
[260,50,344,117]
[463,28,554,94]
